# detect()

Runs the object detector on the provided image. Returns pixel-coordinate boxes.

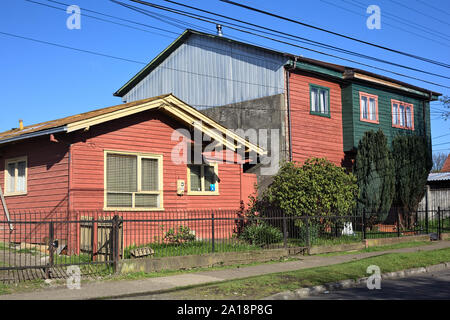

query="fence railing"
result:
[0,207,449,282]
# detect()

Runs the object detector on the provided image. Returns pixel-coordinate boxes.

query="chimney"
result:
[216,24,223,37]
[19,119,24,130]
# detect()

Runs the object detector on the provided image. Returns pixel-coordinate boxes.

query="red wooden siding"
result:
[289,72,344,165]
[69,110,246,213]
[0,136,69,213]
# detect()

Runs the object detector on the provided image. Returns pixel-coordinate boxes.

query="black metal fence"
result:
[0,207,449,283]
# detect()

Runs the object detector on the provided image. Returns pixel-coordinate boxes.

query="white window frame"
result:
[187,163,219,196]
[4,156,28,196]
[103,150,164,211]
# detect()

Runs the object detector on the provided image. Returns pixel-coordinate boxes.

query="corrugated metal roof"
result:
[428,172,450,181]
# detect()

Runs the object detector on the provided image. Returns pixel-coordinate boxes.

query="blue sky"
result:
[0,0,449,154]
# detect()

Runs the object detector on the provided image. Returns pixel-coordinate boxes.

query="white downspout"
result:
[0,185,13,231]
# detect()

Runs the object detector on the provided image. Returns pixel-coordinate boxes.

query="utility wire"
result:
[122,0,450,89]
[389,0,450,28]
[23,0,177,39]
[160,0,450,81]
[219,0,450,69]
[45,0,180,36]
[341,0,450,43]
[414,0,450,17]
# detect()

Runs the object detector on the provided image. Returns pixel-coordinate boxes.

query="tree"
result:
[432,152,448,172]
[353,130,395,221]
[262,158,358,219]
[391,135,432,229]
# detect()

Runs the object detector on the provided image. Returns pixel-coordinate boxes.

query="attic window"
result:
[4,157,27,196]
[392,100,414,130]
[310,84,330,117]
[360,92,379,123]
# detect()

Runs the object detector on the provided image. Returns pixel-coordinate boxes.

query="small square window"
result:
[188,164,219,195]
[4,157,27,196]
[310,84,330,117]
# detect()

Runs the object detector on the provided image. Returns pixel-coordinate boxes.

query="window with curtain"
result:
[310,84,330,116]
[360,92,378,123]
[392,100,414,130]
[188,164,218,194]
[105,152,162,209]
[5,157,27,195]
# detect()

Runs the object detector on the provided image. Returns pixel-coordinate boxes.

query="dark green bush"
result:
[239,222,283,247]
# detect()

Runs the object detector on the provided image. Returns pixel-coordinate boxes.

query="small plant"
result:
[164,225,196,244]
[239,222,283,247]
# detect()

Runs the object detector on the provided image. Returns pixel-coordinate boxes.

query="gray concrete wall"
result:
[200,94,287,193]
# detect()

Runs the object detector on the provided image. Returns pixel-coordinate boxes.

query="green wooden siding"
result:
[342,83,431,152]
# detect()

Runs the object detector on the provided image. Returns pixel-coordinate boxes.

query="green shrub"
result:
[239,223,283,247]
[164,225,196,244]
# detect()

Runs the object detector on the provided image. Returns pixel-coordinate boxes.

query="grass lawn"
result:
[166,247,450,300]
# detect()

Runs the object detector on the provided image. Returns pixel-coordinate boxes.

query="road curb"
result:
[263,262,450,300]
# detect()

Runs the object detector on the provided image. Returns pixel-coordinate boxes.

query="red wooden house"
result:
[0,94,264,253]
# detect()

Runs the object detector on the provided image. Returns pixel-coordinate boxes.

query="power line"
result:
[0,30,148,65]
[23,0,177,39]
[415,0,450,17]
[389,0,450,28]
[159,0,450,81]
[338,0,450,44]
[123,0,450,89]
[45,0,181,36]
[219,0,450,69]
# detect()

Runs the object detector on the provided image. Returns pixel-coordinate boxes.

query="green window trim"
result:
[309,83,331,118]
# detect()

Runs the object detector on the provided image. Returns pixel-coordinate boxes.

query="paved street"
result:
[307,269,450,300]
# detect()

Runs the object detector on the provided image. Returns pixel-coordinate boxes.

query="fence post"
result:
[305,215,310,254]
[362,210,366,240]
[425,205,429,234]
[211,212,215,253]
[396,208,401,238]
[46,222,55,279]
[111,215,121,273]
[438,207,441,240]
[282,214,287,249]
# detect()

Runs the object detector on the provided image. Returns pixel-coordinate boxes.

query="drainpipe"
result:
[0,185,13,231]
[285,64,293,162]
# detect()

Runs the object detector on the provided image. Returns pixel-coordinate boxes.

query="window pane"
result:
[135,194,158,208]
[311,88,319,112]
[16,161,26,192]
[106,154,137,192]
[204,166,217,192]
[361,96,368,119]
[399,105,405,126]
[319,89,327,114]
[393,104,399,125]
[369,98,376,121]
[7,163,15,193]
[189,165,202,191]
[141,158,158,191]
[406,106,412,128]
[107,193,132,207]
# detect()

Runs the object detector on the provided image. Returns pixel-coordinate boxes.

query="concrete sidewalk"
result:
[2,241,450,300]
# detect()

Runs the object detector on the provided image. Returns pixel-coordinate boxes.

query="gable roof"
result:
[0,94,266,155]
[442,154,450,172]
[115,29,441,100]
